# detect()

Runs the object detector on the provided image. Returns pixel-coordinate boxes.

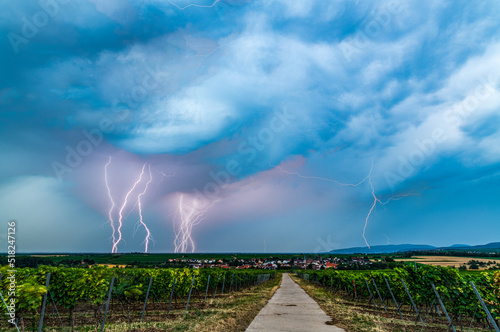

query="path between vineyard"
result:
[246,273,345,332]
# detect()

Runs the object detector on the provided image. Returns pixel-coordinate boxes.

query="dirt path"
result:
[246,273,345,332]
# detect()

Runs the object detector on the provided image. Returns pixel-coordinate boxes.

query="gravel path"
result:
[246,273,345,332]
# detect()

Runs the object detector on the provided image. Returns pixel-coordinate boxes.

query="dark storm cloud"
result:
[1,0,500,252]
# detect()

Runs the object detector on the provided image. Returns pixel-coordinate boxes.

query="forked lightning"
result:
[104,157,154,253]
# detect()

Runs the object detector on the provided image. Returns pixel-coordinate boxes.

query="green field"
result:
[21,253,307,264]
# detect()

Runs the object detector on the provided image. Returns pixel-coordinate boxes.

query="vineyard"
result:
[0,265,276,331]
[297,265,500,331]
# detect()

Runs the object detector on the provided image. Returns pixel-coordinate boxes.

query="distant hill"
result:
[436,242,500,251]
[330,244,436,254]
[330,242,500,254]
[469,242,500,249]
[447,244,471,248]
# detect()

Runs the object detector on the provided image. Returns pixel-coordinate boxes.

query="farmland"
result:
[395,256,500,270]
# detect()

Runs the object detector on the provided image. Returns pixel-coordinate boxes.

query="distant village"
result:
[6,254,386,269]
[168,256,372,270]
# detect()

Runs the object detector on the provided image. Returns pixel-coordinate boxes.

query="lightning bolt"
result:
[137,165,154,253]
[363,165,378,248]
[104,158,155,253]
[173,193,215,253]
[363,162,417,248]
[271,161,416,249]
[270,162,368,187]
[113,164,147,253]
[155,168,175,186]
[104,157,117,247]
[382,234,391,245]
[169,0,220,10]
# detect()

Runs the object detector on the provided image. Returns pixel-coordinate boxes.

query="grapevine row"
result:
[0,265,276,330]
[296,265,500,328]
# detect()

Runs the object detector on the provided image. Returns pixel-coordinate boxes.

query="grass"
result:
[6,274,282,332]
[22,253,308,264]
[395,256,499,270]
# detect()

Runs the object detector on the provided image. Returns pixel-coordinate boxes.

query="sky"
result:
[0,0,499,253]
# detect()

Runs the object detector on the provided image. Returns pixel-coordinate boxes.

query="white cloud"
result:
[266,0,314,18]
[373,43,500,188]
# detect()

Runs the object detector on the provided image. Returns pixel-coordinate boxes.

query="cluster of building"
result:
[167,256,372,270]
[290,257,370,270]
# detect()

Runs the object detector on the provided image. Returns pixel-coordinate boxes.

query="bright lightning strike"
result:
[104,157,155,253]
[271,161,416,249]
[113,164,147,253]
[363,165,378,248]
[173,193,215,253]
[137,165,154,252]
[362,163,416,248]
[104,157,117,247]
